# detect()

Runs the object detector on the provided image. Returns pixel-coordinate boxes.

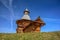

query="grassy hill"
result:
[0,32,60,40]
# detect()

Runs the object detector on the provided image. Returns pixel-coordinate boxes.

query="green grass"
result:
[0,32,60,40]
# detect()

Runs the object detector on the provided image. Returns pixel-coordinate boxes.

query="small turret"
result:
[35,16,45,26]
[21,8,31,20]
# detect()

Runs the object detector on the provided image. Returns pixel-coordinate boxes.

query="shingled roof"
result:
[35,16,44,23]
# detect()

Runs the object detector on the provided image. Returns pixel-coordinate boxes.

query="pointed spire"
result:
[25,8,29,11]
[35,16,40,21]
[37,16,40,19]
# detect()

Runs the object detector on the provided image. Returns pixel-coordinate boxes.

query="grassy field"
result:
[0,32,60,40]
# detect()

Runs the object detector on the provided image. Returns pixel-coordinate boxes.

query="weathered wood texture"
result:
[16,18,45,33]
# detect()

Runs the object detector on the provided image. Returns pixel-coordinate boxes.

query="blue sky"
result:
[0,0,60,33]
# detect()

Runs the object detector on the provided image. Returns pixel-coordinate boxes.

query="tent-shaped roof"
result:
[35,16,44,24]
[21,15,31,20]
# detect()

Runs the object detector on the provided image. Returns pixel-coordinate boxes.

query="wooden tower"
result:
[16,8,45,33]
